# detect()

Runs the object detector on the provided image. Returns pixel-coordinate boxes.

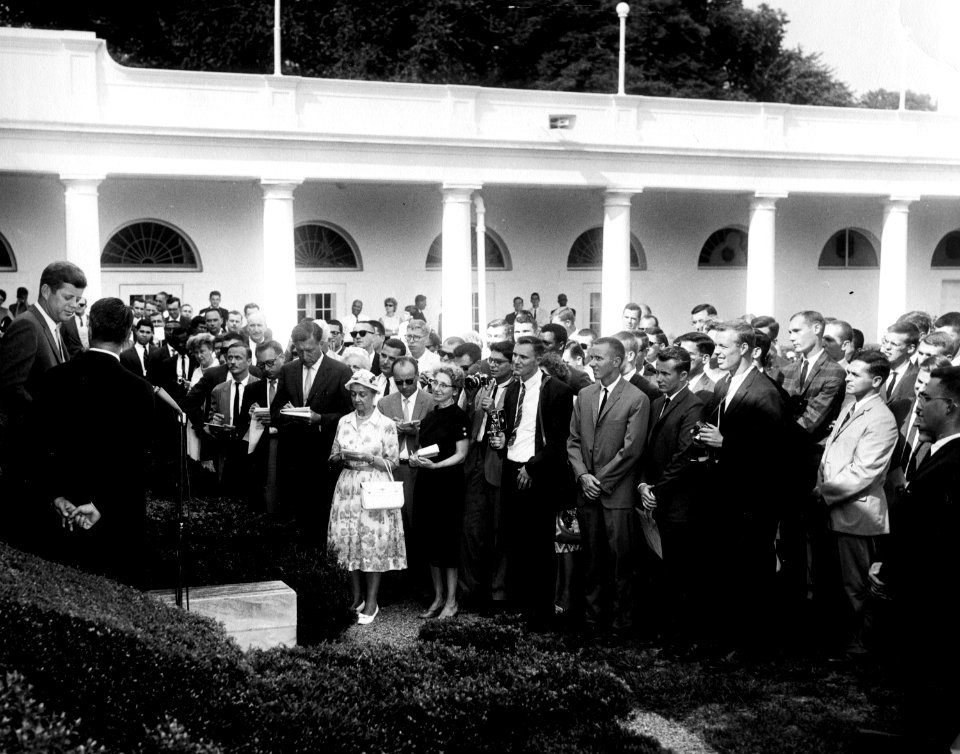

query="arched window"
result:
[818,228,879,269]
[0,231,15,271]
[566,227,646,270]
[426,227,511,270]
[932,230,960,268]
[101,220,200,269]
[699,227,748,268]
[294,222,362,269]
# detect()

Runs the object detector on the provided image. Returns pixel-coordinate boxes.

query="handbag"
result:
[360,464,405,510]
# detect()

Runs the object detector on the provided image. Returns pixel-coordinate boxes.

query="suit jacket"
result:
[565,366,592,393]
[817,395,898,536]
[886,361,920,429]
[378,388,436,457]
[29,351,155,586]
[687,372,716,406]
[469,379,510,485]
[781,351,846,444]
[702,367,786,518]
[147,347,198,405]
[120,344,157,378]
[641,386,705,524]
[628,371,661,405]
[567,379,649,509]
[877,437,960,606]
[211,374,261,438]
[500,371,574,506]
[183,362,263,428]
[0,304,68,434]
[270,355,352,462]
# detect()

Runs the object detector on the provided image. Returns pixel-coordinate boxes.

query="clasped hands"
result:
[53,496,100,532]
[637,482,657,511]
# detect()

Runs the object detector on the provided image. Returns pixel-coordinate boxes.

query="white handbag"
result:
[360,465,405,510]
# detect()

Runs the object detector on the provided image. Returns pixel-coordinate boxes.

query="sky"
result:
[744,0,960,100]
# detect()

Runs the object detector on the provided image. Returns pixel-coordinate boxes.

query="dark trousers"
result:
[458,445,508,604]
[578,502,636,631]
[658,519,700,645]
[501,460,555,618]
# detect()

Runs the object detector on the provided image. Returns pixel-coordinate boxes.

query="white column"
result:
[61,175,104,302]
[261,179,301,344]
[745,192,786,317]
[440,184,479,338]
[877,196,916,340]
[600,189,639,336]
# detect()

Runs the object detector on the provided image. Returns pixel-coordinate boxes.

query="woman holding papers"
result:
[410,364,470,620]
[327,369,405,625]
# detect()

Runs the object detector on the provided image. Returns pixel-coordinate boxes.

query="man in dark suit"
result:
[198,290,229,325]
[147,320,196,405]
[675,332,716,402]
[207,342,259,500]
[612,330,661,404]
[0,261,87,548]
[489,336,573,623]
[881,320,921,428]
[29,297,154,587]
[781,310,847,613]
[639,346,705,654]
[697,321,786,662]
[540,323,592,392]
[182,333,262,429]
[120,319,157,378]
[567,337,649,635]
[240,340,286,514]
[870,366,960,750]
[271,320,352,541]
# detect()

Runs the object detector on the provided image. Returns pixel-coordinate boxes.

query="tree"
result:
[858,88,936,111]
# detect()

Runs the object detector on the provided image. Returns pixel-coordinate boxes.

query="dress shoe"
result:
[352,600,365,613]
[357,606,379,625]
[438,604,459,620]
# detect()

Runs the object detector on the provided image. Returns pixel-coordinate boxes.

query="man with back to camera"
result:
[567,337,649,638]
[271,319,352,541]
[29,297,155,587]
[0,261,87,548]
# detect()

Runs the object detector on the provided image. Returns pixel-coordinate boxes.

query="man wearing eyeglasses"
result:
[815,350,898,659]
[405,319,440,372]
[351,320,384,375]
[241,340,286,513]
[880,321,921,427]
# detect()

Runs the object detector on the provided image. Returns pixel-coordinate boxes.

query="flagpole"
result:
[273,0,282,76]
[616,3,630,96]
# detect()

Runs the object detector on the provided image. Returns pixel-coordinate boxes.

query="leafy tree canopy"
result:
[0,0,879,107]
[858,88,936,111]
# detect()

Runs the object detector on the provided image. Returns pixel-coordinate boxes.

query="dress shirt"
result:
[416,349,441,372]
[88,347,120,362]
[134,342,150,375]
[341,313,359,344]
[76,314,89,349]
[507,368,543,464]
[230,374,252,425]
[398,391,418,460]
[851,392,882,415]
[885,360,911,396]
[302,356,322,402]
[37,304,65,360]
[597,374,621,424]
[659,385,687,420]
[622,367,637,383]
[930,432,960,457]
[687,372,709,392]
[724,364,755,409]
[799,348,824,389]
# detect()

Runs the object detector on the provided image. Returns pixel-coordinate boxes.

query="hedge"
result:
[144,495,353,644]
[1,542,653,753]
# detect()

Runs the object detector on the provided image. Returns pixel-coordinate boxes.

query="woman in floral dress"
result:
[328,369,406,625]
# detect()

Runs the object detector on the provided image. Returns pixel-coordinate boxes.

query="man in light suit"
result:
[208,342,259,501]
[639,346,705,653]
[0,261,86,549]
[568,337,650,635]
[377,356,435,564]
[271,320,352,541]
[816,350,897,656]
[612,330,660,405]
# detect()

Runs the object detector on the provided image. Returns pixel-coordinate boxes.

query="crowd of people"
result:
[1,265,958,749]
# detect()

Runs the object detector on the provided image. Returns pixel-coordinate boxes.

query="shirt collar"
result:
[522,368,543,391]
[88,347,120,362]
[930,432,960,456]
[600,374,621,393]
[36,304,58,336]
[805,348,824,367]
[666,385,687,401]
[853,392,882,413]
[622,367,637,382]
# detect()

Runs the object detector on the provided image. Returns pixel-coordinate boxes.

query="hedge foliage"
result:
[144,495,353,643]
[1,542,652,753]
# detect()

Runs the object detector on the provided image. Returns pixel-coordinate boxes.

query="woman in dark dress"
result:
[410,363,470,619]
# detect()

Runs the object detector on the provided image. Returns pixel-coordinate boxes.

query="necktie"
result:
[597,387,608,424]
[384,378,391,396]
[796,360,809,395]
[303,366,315,405]
[905,441,926,482]
[507,383,526,447]
[233,380,242,426]
[403,397,412,423]
[836,408,854,433]
[268,379,276,407]
[56,326,66,362]
[180,355,187,380]
[658,396,670,422]
[886,373,898,401]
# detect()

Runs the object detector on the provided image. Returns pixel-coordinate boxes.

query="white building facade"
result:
[3,27,960,341]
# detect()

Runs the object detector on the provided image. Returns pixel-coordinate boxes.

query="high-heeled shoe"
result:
[352,600,365,613]
[438,603,459,620]
[357,606,379,625]
[418,604,443,619]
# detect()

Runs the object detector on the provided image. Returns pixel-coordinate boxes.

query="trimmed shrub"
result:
[145,496,353,643]
[417,613,525,652]
[0,543,258,751]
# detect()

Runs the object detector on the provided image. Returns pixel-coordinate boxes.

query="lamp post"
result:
[616,3,629,96]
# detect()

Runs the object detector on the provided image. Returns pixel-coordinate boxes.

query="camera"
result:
[691,420,707,441]
[464,373,493,390]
